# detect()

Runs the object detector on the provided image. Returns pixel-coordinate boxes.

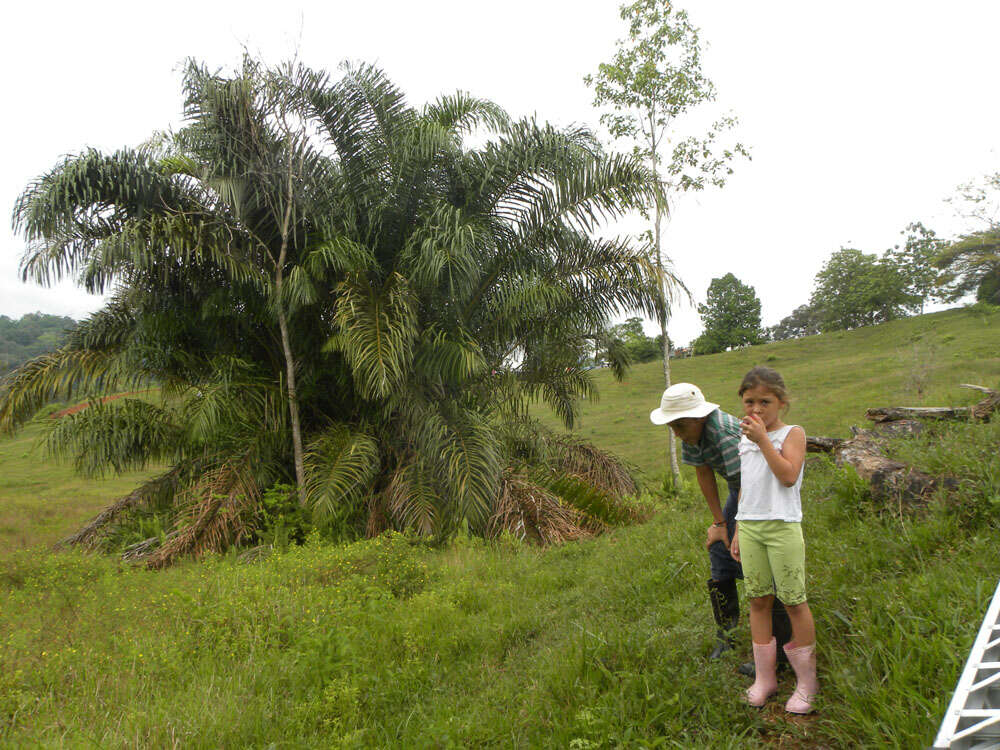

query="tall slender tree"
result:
[4,59,661,562]
[586,0,748,479]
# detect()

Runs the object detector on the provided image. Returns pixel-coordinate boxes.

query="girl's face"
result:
[741,385,785,431]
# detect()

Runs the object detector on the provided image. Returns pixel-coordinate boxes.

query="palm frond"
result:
[413,326,486,384]
[303,424,381,521]
[145,454,261,569]
[538,473,648,530]
[55,467,184,549]
[383,458,440,535]
[42,398,179,478]
[176,358,286,446]
[423,92,509,136]
[546,435,639,499]
[328,272,417,399]
[0,348,141,434]
[487,471,590,544]
[399,202,482,299]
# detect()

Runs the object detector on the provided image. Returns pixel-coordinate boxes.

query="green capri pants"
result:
[738,520,807,605]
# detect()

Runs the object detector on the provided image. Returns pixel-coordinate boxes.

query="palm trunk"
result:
[276,302,307,506]
[276,148,308,507]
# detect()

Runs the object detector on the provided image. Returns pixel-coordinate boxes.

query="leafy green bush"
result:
[254,483,312,550]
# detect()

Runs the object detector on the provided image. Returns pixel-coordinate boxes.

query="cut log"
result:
[871,419,925,438]
[806,436,843,453]
[832,428,945,505]
[865,406,972,423]
[964,384,1000,420]
[865,385,999,423]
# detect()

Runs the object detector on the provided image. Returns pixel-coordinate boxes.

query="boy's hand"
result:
[706,523,729,550]
[740,414,767,444]
[730,527,740,562]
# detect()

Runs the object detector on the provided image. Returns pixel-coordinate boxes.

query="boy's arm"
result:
[696,464,730,549]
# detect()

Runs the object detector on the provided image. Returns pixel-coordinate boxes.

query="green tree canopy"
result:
[809,248,920,331]
[692,273,762,354]
[936,228,1000,304]
[606,316,660,363]
[885,222,949,313]
[0,313,77,374]
[2,58,659,562]
[767,304,821,342]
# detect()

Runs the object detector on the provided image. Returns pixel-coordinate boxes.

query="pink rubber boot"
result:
[783,642,818,714]
[745,638,778,707]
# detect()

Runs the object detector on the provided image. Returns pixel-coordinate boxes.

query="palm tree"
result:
[3,58,667,564]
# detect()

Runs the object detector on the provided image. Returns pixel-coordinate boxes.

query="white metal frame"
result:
[935,579,1000,749]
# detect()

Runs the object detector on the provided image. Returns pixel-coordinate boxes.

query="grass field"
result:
[0,425,158,555]
[1,305,998,747]
[538,305,1000,476]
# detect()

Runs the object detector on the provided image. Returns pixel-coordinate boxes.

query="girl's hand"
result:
[730,527,740,562]
[741,414,768,444]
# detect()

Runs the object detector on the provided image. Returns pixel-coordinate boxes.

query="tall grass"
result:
[1,306,998,746]
[2,440,998,746]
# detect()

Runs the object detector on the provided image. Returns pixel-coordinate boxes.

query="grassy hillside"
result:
[539,305,1000,476]
[0,305,998,747]
[0,424,157,555]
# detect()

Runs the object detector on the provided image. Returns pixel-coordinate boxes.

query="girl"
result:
[730,367,818,714]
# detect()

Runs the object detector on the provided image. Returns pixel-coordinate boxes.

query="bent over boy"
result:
[650,382,791,671]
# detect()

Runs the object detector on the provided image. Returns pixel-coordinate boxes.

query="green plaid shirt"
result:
[681,408,741,490]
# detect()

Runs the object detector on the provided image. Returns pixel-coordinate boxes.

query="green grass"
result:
[0,422,159,555]
[540,305,1000,476]
[1,306,998,747]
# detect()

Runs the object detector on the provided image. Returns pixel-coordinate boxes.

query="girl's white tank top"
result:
[735,424,804,522]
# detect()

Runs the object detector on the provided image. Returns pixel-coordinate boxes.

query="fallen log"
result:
[833,427,947,505]
[865,384,999,423]
[806,435,843,453]
[865,406,970,423]
[802,383,998,505]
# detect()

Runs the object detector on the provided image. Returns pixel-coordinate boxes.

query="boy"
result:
[650,382,791,670]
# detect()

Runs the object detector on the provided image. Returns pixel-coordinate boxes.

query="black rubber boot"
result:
[707,578,739,659]
[773,599,793,668]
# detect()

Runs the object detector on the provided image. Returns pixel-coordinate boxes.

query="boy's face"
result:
[668,417,705,445]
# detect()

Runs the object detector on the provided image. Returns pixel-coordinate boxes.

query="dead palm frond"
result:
[487,471,592,545]
[54,468,183,549]
[145,456,260,569]
[548,435,639,498]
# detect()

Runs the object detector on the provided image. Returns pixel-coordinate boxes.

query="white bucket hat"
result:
[649,382,719,425]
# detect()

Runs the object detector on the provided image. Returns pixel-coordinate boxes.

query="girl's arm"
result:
[744,417,806,486]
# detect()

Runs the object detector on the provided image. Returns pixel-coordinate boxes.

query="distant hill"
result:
[536,305,1000,475]
[0,312,77,375]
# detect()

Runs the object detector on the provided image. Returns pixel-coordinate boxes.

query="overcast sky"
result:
[3,0,998,345]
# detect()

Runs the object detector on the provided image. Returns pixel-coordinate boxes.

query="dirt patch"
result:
[50,390,155,419]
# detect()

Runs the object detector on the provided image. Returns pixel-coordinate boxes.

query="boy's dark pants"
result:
[706,487,792,662]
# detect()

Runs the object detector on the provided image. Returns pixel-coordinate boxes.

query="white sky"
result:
[3,0,999,345]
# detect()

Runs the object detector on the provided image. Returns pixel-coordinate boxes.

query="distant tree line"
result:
[0,313,76,374]
[766,217,993,342]
[692,182,1000,351]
